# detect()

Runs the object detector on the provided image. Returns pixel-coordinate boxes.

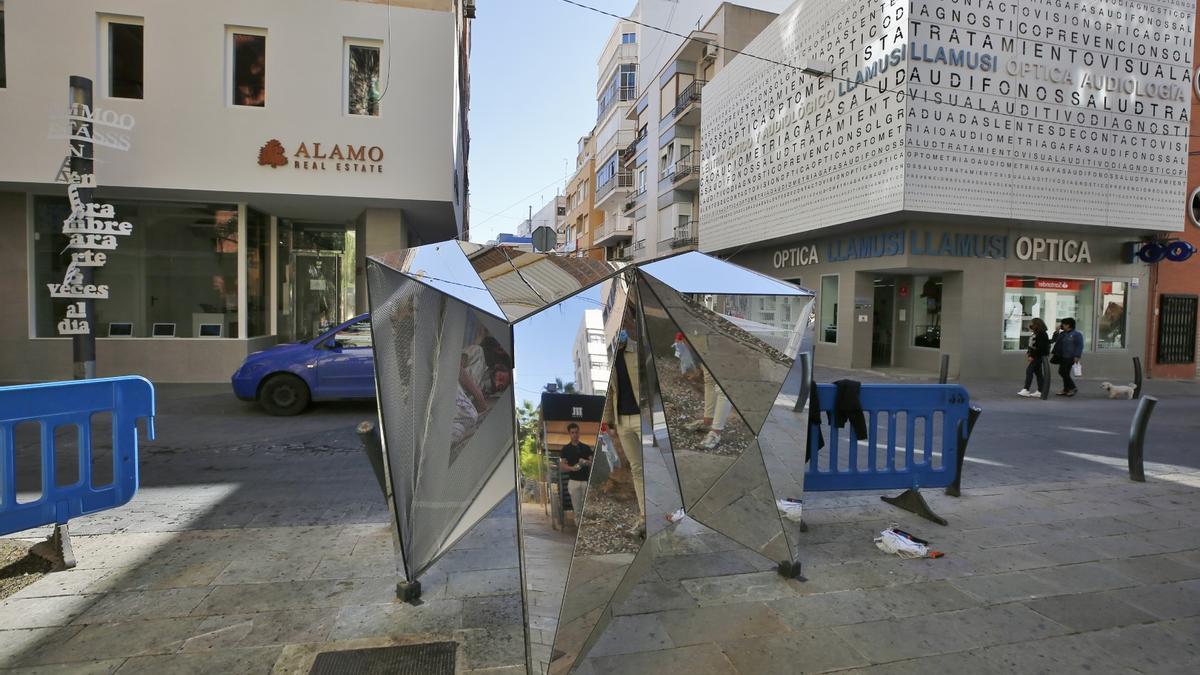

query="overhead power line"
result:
[553,0,1199,142]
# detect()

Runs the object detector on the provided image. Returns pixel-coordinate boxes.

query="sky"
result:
[466,0,628,244]
[512,289,604,408]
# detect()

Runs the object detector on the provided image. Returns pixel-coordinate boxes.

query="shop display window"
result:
[1003,276,1095,351]
[1097,281,1127,350]
[912,275,942,349]
[819,275,838,343]
[34,197,239,338]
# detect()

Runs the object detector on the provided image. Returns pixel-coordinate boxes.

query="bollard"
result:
[356,420,389,499]
[945,405,982,497]
[1040,356,1051,400]
[1132,357,1143,399]
[938,353,950,384]
[1127,396,1156,482]
[793,352,812,412]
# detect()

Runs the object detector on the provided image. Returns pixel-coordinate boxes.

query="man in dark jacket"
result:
[1050,317,1084,396]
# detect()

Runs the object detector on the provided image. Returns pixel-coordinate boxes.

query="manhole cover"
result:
[309,641,457,675]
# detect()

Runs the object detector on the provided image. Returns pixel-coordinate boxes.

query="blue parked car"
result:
[232,314,375,415]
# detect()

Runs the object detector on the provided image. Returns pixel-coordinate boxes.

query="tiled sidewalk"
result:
[2,379,1199,673]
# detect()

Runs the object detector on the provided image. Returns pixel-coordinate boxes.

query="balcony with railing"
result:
[595,169,634,208]
[673,80,706,126]
[667,151,701,191]
[593,217,634,248]
[597,78,638,123]
[631,239,646,257]
[620,128,646,166]
[670,220,699,249]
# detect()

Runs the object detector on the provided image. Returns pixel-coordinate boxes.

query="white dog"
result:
[1101,382,1136,399]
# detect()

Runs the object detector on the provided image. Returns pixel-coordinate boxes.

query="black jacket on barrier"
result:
[831,379,869,441]
[808,379,869,456]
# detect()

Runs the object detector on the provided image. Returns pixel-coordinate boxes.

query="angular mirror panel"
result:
[641,273,802,434]
[759,296,817,562]
[512,280,630,675]
[637,277,753,511]
[367,259,516,579]
[544,274,649,675]
[370,242,505,320]
[464,245,625,321]
[637,321,684,537]
[640,251,808,296]
[688,438,790,564]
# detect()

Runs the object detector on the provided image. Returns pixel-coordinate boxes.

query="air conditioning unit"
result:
[464,0,476,19]
[701,43,718,63]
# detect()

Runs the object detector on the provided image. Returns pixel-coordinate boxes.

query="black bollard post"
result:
[945,406,982,497]
[1127,396,1156,483]
[1040,357,1051,400]
[356,420,389,499]
[1132,357,1143,399]
[793,352,811,412]
[938,353,950,384]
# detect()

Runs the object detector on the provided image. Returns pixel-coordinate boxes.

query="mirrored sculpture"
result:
[367,248,815,674]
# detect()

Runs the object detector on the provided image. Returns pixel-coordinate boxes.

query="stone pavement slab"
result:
[3,381,1200,673]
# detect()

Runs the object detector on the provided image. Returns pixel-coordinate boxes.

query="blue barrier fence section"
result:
[0,376,155,536]
[806,384,969,492]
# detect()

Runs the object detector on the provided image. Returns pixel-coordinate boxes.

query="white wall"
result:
[0,0,458,207]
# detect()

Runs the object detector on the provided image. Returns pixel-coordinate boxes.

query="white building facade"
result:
[572,308,608,395]
[701,0,1194,379]
[0,0,473,382]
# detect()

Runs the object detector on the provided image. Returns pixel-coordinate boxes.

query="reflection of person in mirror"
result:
[605,326,645,538]
[673,331,698,380]
[559,422,593,526]
[453,336,512,444]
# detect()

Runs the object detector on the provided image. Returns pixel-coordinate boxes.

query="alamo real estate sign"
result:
[699,0,1195,252]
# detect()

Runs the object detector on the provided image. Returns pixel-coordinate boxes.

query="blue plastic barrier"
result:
[805,384,970,492]
[0,376,155,536]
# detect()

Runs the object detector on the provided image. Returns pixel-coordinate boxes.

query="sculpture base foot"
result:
[881,489,947,526]
[397,580,423,604]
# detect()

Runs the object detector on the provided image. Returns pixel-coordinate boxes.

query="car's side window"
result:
[333,319,372,349]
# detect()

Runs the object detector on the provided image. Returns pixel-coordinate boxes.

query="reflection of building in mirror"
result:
[572,308,609,395]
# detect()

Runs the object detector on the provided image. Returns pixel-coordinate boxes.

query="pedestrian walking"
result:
[1018,317,1051,398]
[1050,317,1084,397]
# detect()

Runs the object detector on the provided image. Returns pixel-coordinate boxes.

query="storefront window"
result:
[912,275,942,349]
[246,209,270,337]
[1097,281,1127,350]
[34,196,239,338]
[820,275,838,343]
[1003,276,1095,351]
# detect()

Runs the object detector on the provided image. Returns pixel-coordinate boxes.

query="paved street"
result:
[2,371,1199,673]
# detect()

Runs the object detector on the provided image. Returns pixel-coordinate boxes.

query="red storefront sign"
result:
[1005,276,1086,291]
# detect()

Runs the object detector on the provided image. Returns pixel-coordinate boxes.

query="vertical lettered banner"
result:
[48,77,135,378]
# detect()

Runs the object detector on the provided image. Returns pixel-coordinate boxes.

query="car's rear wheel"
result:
[259,374,311,416]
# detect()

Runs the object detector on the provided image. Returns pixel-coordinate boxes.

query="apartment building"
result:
[0,0,473,383]
[623,3,779,261]
[564,133,606,260]
[702,0,1192,380]
[571,308,608,395]
[588,19,640,261]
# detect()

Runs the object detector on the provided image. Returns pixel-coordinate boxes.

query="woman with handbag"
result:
[1018,318,1051,397]
[1050,318,1084,397]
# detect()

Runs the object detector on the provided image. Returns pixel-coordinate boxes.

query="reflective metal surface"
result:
[373,241,506,320]
[366,244,814,674]
[640,250,808,296]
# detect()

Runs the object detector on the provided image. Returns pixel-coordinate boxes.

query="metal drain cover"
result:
[309,641,457,675]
